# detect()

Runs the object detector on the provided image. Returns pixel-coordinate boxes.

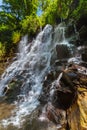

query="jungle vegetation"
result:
[0,0,87,59]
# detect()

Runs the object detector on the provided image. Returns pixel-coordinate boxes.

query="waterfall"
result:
[73,23,80,44]
[0,23,73,127]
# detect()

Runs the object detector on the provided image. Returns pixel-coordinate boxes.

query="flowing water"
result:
[0,23,74,129]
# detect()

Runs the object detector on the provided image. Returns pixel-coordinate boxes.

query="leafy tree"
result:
[71,0,87,20]
[0,0,87,59]
[39,0,80,25]
[2,0,39,19]
[0,42,5,59]
[21,15,41,35]
[39,0,59,25]
[0,0,40,57]
[12,31,21,44]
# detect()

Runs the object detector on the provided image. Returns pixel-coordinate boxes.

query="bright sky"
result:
[0,0,2,11]
[0,0,2,5]
[0,0,42,16]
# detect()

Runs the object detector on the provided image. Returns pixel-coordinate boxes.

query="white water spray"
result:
[0,23,72,127]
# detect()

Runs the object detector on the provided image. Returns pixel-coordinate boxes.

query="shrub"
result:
[21,15,40,35]
[12,31,21,44]
[0,42,5,59]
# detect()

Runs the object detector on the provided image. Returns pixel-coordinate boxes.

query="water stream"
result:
[0,23,74,129]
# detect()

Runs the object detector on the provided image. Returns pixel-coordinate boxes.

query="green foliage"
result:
[2,0,39,19]
[12,31,21,44]
[0,24,9,31]
[0,26,12,43]
[71,0,87,20]
[0,42,5,58]
[21,15,41,35]
[40,0,80,25]
[40,0,58,25]
[0,0,40,58]
[0,0,87,59]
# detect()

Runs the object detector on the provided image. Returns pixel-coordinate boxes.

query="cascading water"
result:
[0,23,73,127]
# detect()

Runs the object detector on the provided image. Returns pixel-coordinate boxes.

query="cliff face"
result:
[68,87,87,130]
[58,65,87,130]
[39,61,87,130]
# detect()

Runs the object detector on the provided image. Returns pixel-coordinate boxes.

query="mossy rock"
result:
[5,80,22,103]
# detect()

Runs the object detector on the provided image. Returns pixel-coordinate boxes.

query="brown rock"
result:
[67,101,81,130]
[82,53,87,62]
[56,44,71,59]
[0,103,15,120]
[77,88,87,129]
[68,87,87,130]
[45,103,66,126]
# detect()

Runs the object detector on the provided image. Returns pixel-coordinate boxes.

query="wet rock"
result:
[12,57,17,61]
[79,77,87,86]
[52,89,76,110]
[40,62,87,130]
[82,53,87,62]
[39,103,66,130]
[52,71,76,110]
[4,80,22,103]
[22,106,59,130]
[79,25,87,42]
[76,15,87,30]
[65,23,75,38]
[24,119,58,130]
[79,62,87,68]
[61,72,75,89]
[56,44,71,59]
[39,69,61,104]
[54,60,67,69]
[0,106,58,130]
[46,103,66,125]
[77,45,87,62]
[68,57,81,64]
[76,16,87,46]
[3,85,9,95]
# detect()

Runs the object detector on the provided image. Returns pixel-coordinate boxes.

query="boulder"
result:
[79,26,87,43]
[65,23,75,38]
[52,70,77,110]
[4,80,22,103]
[56,44,71,59]
[46,102,66,125]
[82,53,87,62]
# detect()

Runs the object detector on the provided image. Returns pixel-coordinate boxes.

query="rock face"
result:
[2,79,22,103]
[40,62,87,130]
[56,45,71,59]
[68,87,87,130]
[79,26,87,42]
[77,88,87,129]
[61,66,87,130]
[77,46,87,62]
[76,15,87,46]
[82,53,87,62]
